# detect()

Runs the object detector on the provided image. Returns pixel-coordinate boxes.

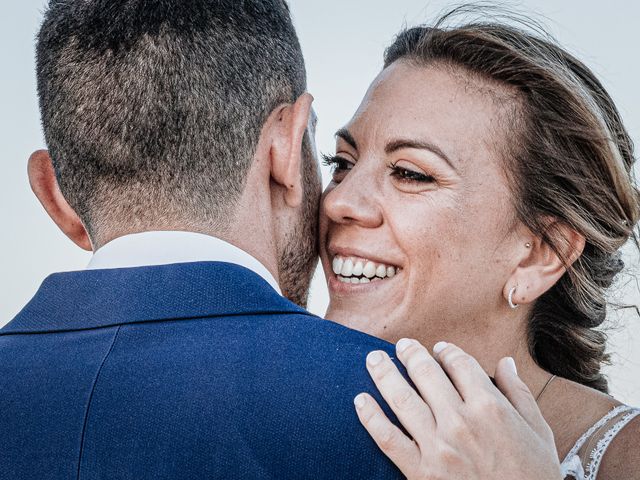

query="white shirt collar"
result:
[86,231,281,294]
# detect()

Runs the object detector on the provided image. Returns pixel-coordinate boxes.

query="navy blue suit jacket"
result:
[0,262,403,479]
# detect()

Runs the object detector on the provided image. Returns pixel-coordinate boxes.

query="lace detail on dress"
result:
[562,405,631,461]
[584,408,640,479]
[561,454,584,479]
[560,405,640,480]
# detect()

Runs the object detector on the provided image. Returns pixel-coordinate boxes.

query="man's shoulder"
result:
[100,311,400,455]
[0,303,403,479]
[254,311,394,350]
[109,310,396,400]
[121,309,395,359]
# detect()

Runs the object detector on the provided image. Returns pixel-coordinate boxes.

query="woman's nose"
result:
[322,172,383,229]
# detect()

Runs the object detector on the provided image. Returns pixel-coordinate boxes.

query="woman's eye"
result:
[322,154,354,181]
[389,163,436,184]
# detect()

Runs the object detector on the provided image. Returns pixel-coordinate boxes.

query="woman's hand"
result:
[354,340,563,480]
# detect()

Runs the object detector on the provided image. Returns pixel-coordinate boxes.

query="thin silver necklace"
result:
[536,374,557,403]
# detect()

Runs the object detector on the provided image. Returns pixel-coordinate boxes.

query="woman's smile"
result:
[327,249,402,293]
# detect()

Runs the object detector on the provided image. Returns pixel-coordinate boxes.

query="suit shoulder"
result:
[268,312,395,352]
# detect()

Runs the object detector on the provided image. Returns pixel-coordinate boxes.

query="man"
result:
[0,0,402,478]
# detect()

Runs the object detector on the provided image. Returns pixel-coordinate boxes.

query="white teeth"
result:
[341,258,354,277]
[336,275,372,285]
[352,260,364,276]
[363,261,377,279]
[333,255,400,283]
[332,257,344,275]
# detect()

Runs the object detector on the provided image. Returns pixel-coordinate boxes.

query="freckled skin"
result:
[319,61,640,471]
[320,61,527,361]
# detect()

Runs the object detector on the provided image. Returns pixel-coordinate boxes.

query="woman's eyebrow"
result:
[335,128,358,150]
[385,138,458,172]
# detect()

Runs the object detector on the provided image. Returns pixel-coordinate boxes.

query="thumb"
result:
[494,357,552,440]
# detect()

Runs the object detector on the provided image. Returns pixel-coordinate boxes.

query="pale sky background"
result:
[1,1,639,404]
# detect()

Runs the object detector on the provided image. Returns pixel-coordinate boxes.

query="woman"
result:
[320,12,640,480]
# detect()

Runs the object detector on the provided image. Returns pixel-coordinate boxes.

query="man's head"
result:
[29,0,321,306]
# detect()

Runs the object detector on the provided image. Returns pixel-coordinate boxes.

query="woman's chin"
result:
[323,268,410,338]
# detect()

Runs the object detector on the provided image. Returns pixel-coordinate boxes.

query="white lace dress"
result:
[560,405,640,479]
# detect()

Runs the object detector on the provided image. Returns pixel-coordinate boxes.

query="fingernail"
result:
[396,338,414,354]
[354,394,367,409]
[367,351,384,367]
[433,341,448,356]
[506,357,518,375]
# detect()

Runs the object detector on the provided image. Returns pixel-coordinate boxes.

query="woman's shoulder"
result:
[548,377,621,457]
[595,408,640,479]
[551,378,640,479]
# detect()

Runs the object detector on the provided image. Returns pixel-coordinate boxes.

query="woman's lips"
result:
[328,254,401,292]
[332,254,398,280]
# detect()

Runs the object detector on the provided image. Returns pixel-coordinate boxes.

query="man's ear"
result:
[28,150,93,251]
[268,93,314,208]
[504,222,585,306]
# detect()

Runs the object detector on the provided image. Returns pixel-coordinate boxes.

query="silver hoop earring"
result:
[508,286,519,309]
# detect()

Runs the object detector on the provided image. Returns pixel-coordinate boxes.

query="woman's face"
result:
[320,61,528,347]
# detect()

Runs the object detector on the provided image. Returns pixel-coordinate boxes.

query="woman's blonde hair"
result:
[385,6,639,392]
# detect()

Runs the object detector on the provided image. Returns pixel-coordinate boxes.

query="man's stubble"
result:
[278,135,321,308]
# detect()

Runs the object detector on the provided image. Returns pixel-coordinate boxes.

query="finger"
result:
[354,392,421,477]
[433,342,495,403]
[494,357,552,440]
[365,350,436,443]
[394,339,463,423]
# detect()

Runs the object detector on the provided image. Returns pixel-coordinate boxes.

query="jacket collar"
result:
[1,262,312,335]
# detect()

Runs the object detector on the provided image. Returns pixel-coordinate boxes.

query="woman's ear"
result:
[28,150,93,251]
[268,93,314,208]
[504,222,585,307]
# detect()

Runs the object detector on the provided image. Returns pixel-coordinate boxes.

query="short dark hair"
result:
[36,0,306,236]
[384,8,639,392]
